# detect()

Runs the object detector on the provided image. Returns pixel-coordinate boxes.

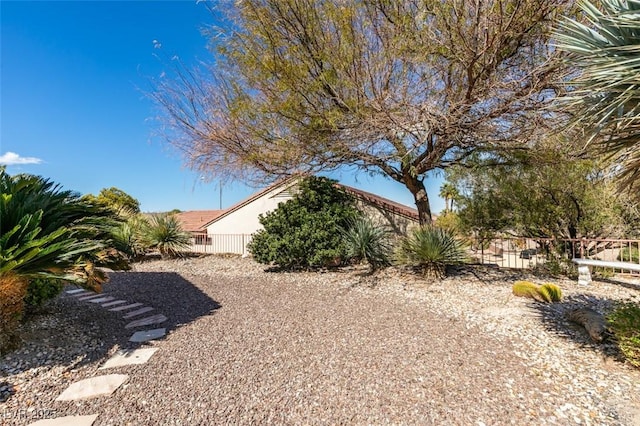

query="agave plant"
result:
[396,226,468,278]
[342,217,392,271]
[555,0,640,195]
[142,214,191,259]
[111,215,149,261]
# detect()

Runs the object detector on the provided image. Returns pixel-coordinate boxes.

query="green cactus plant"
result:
[512,281,541,300]
[539,283,562,302]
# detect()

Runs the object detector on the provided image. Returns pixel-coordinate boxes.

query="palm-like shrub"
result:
[142,214,190,259]
[395,226,467,278]
[111,215,149,260]
[342,217,391,271]
[555,0,640,195]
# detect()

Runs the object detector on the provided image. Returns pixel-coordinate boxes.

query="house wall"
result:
[205,182,297,235]
[355,200,419,237]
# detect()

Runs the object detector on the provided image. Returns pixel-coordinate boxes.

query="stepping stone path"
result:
[55,374,129,401]
[100,348,158,369]
[89,296,115,304]
[122,307,154,319]
[125,314,167,329]
[29,415,99,426]
[129,328,166,343]
[101,300,128,308]
[38,287,170,425]
[109,302,143,312]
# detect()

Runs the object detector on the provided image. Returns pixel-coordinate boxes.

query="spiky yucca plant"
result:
[142,214,191,259]
[342,217,392,271]
[396,226,467,278]
[555,0,640,196]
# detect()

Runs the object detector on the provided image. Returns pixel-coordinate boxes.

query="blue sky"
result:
[1,0,445,213]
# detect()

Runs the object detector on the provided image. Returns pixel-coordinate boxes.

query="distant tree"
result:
[555,0,640,198]
[446,138,636,240]
[85,187,140,216]
[248,177,360,269]
[439,182,460,213]
[154,0,572,225]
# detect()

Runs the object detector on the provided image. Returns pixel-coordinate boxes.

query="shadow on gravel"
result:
[530,294,623,360]
[1,271,221,385]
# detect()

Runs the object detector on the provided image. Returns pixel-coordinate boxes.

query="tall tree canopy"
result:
[155,0,571,224]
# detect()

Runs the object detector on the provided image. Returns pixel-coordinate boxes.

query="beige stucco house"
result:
[180,176,419,254]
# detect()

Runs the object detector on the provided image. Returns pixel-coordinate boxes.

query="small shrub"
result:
[24,278,64,310]
[395,226,467,278]
[248,177,360,269]
[512,281,541,300]
[607,303,640,369]
[539,283,562,302]
[342,217,391,271]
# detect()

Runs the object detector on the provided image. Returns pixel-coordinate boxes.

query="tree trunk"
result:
[403,174,432,225]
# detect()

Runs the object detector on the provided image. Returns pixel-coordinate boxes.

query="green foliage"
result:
[341,217,391,271]
[24,278,64,310]
[512,281,541,300]
[607,303,640,369]
[248,177,360,269]
[395,226,467,278]
[84,187,140,217]
[539,283,562,302]
[141,214,190,259]
[0,168,126,290]
[434,211,461,234]
[618,247,639,263]
[555,0,640,198]
[111,215,149,260]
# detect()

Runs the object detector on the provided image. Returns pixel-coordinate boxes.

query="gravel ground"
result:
[1,256,640,425]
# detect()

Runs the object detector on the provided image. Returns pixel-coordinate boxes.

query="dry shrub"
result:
[0,274,28,354]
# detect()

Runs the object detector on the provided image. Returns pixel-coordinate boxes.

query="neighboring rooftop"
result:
[176,210,226,233]
[340,184,420,222]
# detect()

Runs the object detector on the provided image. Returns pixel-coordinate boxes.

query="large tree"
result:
[155,0,571,224]
[555,0,640,198]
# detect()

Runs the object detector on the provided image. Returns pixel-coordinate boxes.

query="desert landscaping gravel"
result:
[2,256,640,425]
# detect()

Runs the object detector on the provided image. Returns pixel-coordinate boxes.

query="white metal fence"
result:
[186,233,253,255]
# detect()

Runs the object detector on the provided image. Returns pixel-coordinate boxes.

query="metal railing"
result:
[472,237,640,274]
[186,233,253,255]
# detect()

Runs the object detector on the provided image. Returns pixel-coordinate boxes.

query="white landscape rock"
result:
[125,314,167,329]
[55,374,128,401]
[129,328,166,343]
[28,415,99,426]
[100,348,159,369]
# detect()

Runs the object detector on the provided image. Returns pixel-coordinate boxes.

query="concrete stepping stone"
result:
[125,314,167,329]
[55,374,128,401]
[109,302,143,312]
[65,289,87,295]
[101,300,127,308]
[28,414,99,426]
[77,294,103,301]
[129,328,166,343]
[89,296,115,304]
[100,348,158,369]
[122,307,154,319]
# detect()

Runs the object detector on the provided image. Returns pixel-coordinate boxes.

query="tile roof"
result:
[339,184,420,222]
[176,210,226,233]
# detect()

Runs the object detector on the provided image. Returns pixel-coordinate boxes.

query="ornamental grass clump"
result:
[142,214,191,259]
[395,226,467,278]
[607,303,640,369]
